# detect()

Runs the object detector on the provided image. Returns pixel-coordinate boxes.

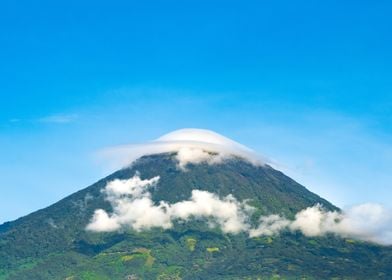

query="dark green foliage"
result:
[0,154,391,279]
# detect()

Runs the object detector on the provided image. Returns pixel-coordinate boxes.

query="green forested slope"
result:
[1,154,391,279]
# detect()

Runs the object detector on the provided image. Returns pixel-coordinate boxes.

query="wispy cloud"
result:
[38,113,78,124]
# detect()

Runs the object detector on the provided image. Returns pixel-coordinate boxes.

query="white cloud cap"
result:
[99,128,267,170]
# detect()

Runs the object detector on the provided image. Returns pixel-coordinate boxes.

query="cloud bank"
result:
[99,129,267,170]
[87,174,251,233]
[87,174,392,246]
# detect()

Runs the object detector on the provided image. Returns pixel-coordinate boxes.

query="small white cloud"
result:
[290,204,336,236]
[86,209,121,232]
[170,190,251,233]
[249,214,290,237]
[104,174,160,198]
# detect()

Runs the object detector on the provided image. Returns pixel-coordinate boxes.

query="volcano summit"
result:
[0,129,391,279]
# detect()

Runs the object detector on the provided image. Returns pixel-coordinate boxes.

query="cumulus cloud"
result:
[290,204,336,236]
[169,191,252,233]
[98,128,268,171]
[289,203,392,245]
[87,174,392,246]
[250,204,392,245]
[337,203,392,244]
[87,174,251,233]
[104,175,160,199]
[87,209,122,232]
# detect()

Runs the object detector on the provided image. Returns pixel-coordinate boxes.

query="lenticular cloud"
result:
[87,174,392,246]
[99,128,266,170]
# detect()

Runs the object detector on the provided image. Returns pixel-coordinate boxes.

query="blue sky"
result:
[1,0,391,223]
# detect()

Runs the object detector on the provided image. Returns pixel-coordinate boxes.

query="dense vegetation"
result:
[0,154,391,279]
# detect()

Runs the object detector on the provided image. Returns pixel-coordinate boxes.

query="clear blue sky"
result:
[1,0,391,223]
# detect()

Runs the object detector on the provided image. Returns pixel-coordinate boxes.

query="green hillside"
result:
[1,154,391,279]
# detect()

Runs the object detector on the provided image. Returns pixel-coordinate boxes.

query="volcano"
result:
[0,129,391,279]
